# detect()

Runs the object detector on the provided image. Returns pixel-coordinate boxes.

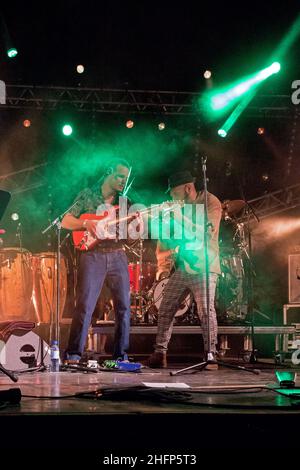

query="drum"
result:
[32,252,67,323]
[0,248,33,321]
[128,262,156,293]
[221,254,244,279]
[216,253,247,323]
[151,277,193,318]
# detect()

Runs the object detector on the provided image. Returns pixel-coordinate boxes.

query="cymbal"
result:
[222,199,245,218]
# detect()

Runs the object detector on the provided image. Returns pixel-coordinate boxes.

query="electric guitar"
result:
[72,201,184,251]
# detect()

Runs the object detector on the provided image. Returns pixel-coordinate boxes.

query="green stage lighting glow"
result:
[271,62,281,73]
[62,124,73,136]
[215,62,281,137]
[218,129,227,138]
[7,47,18,58]
[203,62,282,119]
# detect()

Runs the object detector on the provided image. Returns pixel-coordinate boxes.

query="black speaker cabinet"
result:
[288,254,300,303]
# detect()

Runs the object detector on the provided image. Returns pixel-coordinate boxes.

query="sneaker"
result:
[64,353,81,366]
[205,352,218,371]
[63,359,80,366]
[142,352,167,369]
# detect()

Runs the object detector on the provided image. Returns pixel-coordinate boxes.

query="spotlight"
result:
[204,70,212,79]
[270,62,281,74]
[62,124,73,136]
[76,64,84,74]
[23,119,31,128]
[218,129,227,138]
[257,127,265,135]
[7,47,18,58]
[158,122,166,130]
[126,120,134,129]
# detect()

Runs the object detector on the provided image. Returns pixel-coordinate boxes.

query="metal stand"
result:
[236,187,272,364]
[241,204,271,364]
[41,199,80,363]
[125,238,146,323]
[171,158,260,376]
[0,190,18,382]
[0,364,18,382]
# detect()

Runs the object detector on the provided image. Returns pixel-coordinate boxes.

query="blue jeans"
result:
[66,249,130,361]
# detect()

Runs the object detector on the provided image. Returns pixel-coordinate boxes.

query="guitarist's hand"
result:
[84,220,98,238]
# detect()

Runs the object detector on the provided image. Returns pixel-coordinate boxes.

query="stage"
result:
[1,359,300,452]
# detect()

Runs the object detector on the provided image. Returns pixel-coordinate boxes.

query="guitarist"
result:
[144,170,222,369]
[62,158,132,364]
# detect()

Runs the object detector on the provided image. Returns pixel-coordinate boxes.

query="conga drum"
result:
[32,252,67,323]
[0,247,33,321]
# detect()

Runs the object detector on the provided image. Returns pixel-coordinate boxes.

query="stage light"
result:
[204,70,212,79]
[23,119,31,128]
[7,47,18,58]
[206,62,282,117]
[126,120,134,129]
[218,129,227,138]
[76,64,84,74]
[257,127,265,135]
[270,62,281,74]
[158,122,166,130]
[62,124,73,136]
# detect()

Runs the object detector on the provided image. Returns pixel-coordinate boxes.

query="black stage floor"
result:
[0,359,300,452]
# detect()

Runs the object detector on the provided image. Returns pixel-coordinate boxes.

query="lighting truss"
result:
[0,84,298,117]
[244,183,300,221]
[1,85,197,115]
[0,163,48,195]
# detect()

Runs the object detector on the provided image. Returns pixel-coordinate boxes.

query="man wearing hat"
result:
[145,170,222,368]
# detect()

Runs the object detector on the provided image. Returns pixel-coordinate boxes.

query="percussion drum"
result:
[216,253,247,323]
[32,252,67,323]
[128,262,156,293]
[0,248,33,321]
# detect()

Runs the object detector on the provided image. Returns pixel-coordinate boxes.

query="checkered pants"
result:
[155,270,219,353]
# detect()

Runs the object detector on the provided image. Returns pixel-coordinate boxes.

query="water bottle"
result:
[50,340,60,372]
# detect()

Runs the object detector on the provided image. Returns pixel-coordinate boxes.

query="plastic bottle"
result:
[50,340,60,372]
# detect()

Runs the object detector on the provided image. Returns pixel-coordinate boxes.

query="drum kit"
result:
[217,198,249,323]
[0,198,250,327]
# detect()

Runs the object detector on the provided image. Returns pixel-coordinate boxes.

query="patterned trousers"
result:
[155,270,219,353]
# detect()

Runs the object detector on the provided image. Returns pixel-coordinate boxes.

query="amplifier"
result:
[288,254,300,303]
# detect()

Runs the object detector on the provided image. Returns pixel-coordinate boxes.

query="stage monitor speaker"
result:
[288,254,300,303]
[0,331,51,371]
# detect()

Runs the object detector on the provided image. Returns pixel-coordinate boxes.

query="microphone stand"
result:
[0,190,18,382]
[236,174,273,364]
[171,158,260,376]
[41,199,80,362]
